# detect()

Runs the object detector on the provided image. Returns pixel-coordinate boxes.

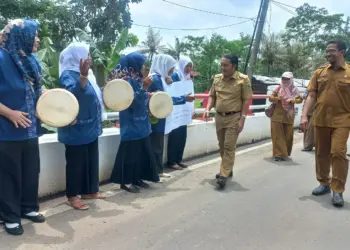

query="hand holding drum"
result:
[36,89,79,128]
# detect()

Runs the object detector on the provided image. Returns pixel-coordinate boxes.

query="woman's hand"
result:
[7,110,32,128]
[165,76,173,85]
[80,58,91,76]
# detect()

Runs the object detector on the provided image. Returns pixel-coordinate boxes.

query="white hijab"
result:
[149,54,177,89]
[59,42,106,120]
[176,56,193,81]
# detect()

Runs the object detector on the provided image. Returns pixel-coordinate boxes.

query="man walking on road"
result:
[301,40,350,207]
[203,54,253,189]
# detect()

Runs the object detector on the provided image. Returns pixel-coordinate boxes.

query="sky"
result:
[128,0,350,46]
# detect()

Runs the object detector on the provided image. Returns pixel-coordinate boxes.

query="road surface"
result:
[1,133,350,250]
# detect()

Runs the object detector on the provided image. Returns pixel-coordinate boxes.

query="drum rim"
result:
[103,79,134,111]
[149,91,173,119]
[36,89,79,128]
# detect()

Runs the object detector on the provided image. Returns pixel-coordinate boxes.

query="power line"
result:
[271,0,297,10]
[132,20,252,31]
[162,0,255,20]
[272,2,296,16]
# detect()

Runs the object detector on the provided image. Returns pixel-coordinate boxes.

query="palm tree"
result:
[140,27,167,63]
[165,37,186,60]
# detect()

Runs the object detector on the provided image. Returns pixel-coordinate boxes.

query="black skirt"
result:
[65,139,100,197]
[110,136,159,185]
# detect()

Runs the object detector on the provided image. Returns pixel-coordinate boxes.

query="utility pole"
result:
[247,0,270,79]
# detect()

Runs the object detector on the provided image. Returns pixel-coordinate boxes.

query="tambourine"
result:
[149,91,173,119]
[103,79,134,111]
[36,89,79,128]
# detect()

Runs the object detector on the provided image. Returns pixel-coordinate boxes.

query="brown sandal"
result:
[81,193,106,200]
[168,164,183,170]
[66,197,89,210]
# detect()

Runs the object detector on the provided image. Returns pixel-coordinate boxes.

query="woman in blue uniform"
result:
[0,19,46,236]
[109,52,159,193]
[167,56,194,170]
[58,42,105,210]
[148,54,195,179]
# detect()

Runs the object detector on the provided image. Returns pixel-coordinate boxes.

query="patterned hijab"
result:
[109,52,147,83]
[0,19,42,88]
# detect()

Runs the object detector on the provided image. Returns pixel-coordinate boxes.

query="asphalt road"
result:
[1,133,350,250]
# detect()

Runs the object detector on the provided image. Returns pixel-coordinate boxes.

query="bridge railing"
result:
[106,94,270,120]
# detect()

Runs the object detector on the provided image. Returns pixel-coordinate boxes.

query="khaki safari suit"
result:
[307,63,350,193]
[209,71,253,177]
[269,91,303,158]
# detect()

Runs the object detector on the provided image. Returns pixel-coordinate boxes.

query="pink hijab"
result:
[274,72,299,114]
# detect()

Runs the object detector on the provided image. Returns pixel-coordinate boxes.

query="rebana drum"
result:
[103,79,134,111]
[36,89,79,128]
[149,92,173,119]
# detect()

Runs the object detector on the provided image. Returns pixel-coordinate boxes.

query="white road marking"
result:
[188,141,273,170]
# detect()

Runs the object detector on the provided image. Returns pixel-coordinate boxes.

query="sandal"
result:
[66,197,89,210]
[81,193,106,200]
[168,164,183,170]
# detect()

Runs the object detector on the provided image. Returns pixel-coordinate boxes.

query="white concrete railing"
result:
[37,101,303,198]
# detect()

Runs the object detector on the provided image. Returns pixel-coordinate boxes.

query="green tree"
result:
[260,33,282,76]
[284,3,350,61]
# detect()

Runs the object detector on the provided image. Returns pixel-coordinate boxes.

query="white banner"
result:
[164,80,194,134]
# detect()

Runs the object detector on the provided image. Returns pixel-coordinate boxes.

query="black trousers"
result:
[150,132,165,174]
[167,125,187,165]
[65,139,99,198]
[0,139,40,224]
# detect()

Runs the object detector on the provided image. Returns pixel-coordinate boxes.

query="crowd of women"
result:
[0,19,194,236]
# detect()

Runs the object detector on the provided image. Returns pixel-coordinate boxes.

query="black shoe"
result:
[332,193,344,207]
[22,213,46,223]
[215,171,233,179]
[135,180,150,189]
[121,184,140,193]
[312,185,331,196]
[216,176,227,189]
[301,148,312,152]
[273,157,283,161]
[178,162,188,168]
[4,224,24,236]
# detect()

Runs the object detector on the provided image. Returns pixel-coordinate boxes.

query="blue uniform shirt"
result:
[0,48,42,141]
[147,74,186,134]
[119,78,151,141]
[58,70,102,145]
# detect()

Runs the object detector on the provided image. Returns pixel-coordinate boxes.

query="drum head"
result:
[36,89,79,128]
[149,92,173,119]
[103,79,134,111]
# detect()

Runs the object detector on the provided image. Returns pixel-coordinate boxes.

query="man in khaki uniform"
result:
[301,90,315,151]
[301,40,350,207]
[203,54,253,189]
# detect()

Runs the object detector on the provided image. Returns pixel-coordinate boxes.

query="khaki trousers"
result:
[315,126,349,193]
[215,113,240,178]
[303,115,315,150]
[271,121,294,157]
